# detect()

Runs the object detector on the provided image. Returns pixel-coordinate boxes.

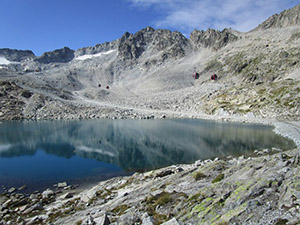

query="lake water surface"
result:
[0,119,296,193]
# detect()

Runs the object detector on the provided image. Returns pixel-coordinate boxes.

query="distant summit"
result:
[34,47,75,64]
[0,48,35,62]
[255,4,300,30]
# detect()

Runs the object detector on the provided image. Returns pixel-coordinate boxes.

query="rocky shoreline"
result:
[1,146,300,225]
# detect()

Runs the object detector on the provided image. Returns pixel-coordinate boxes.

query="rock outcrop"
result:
[34,47,75,64]
[118,27,189,61]
[0,48,35,62]
[190,28,238,50]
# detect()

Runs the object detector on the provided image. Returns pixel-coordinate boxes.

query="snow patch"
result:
[75,50,116,61]
[0,56,12,65]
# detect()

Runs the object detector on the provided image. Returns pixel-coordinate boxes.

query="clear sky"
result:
[0,0,298,56]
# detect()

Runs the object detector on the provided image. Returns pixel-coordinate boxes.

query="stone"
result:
[42,189,55,199]
[31,203,44,211]
[17,185,27,191]
[2,199,12,208]
[155,169,174,178]
[83,216,95,225]
[61,192,74,199]
[94,213,110,225]
[12,198,28,208]
[141,213,154,225]
[8,187,16,193]
[57,182,68,188]
[161,218,181,225]
[26,216,42,225]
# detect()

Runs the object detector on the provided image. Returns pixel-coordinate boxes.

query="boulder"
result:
[42,189,55,199]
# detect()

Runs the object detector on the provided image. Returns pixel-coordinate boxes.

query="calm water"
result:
[0,119,296,193]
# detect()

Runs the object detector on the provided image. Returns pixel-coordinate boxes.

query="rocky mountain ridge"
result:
[0,4,299,122]
[256,4,300,30]
[0,48,34,62]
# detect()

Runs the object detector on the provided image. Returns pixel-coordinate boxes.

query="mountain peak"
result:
[34,47,75,64]
[0,48,35,62]
[255,4,300,30]
[190,28,238,50]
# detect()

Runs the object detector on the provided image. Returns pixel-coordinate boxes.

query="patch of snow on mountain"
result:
[75,50,116,61]
[0,56,12,65]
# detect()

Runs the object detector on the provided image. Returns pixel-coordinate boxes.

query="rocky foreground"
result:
[1,147,300,225]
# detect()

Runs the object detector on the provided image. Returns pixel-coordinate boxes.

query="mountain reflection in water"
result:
[0,119,295,172]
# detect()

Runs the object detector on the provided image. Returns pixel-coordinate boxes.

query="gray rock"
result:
[2,199,12,208]
[26,216,43,225]
[17,185,27,191]
[155,169,174,178]
[57,182,68,188]
[42,189,55,199]
[61,192,74,199]
[94,213,110,225]
[142,216,155,225]
[31,203,44,211]
[12,198,28,208]
[161,218,181,225]
[8,187,16,193]
[82,216,95,225]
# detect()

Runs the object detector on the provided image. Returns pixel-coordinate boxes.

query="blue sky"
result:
[0,0,298,56]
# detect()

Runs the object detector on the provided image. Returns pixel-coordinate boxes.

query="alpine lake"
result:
[0,119,296,193]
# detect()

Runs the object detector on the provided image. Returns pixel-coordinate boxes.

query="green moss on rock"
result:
[212,174,225,183]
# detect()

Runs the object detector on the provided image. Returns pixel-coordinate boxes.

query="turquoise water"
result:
[0,119,295,193]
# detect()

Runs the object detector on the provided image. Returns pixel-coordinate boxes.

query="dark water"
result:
[0,119,296,193]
